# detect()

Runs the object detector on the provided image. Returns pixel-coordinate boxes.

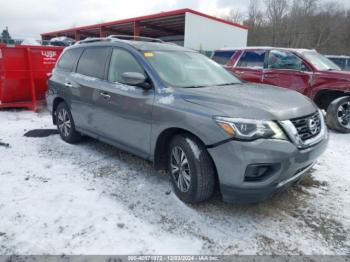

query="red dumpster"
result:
[0,44,64,110]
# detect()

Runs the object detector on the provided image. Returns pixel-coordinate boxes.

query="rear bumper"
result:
[45,91,53,113]
[208,135,329,204]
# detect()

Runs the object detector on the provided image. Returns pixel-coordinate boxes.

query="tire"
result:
[326,96,350,133]
[56,102,81,143]
[168,134,215,204]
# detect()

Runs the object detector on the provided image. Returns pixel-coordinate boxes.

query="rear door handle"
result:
[100,92,111,100]
[64,82,73,88]
[264,74,277,79]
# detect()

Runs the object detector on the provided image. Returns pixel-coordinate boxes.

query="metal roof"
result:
[41,8,248,40]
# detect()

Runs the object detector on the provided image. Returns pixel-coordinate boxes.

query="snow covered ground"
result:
[0,110,349,255]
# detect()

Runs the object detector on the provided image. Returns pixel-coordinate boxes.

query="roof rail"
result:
[75,37,111,45]
[75,35,167,46]
[107,35,164,43]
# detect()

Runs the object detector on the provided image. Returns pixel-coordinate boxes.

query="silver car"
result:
[46,36,329,204]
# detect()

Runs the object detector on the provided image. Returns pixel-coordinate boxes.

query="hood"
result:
[180,83,317,121]
[316,70,350,82]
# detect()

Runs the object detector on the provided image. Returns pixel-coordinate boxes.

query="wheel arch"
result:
[313,89,350,110]
[153,128,215,169]
[153,127,219,190]
[52,97,66,125]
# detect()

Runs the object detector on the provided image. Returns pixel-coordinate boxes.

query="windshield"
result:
[302,51,341,71]
[144,51,241,88]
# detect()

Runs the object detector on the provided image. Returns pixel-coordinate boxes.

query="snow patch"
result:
[158,95,174,105]
[114,83,136,92]
[1,110,350,255]
[0,111,202,255]
[70,73,136,92]
[161,87,174,94]
[71,73,97,82]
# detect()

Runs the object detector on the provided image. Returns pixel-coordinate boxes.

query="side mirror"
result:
[121,72,147,87]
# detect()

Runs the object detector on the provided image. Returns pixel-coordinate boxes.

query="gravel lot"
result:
[0,110,349,255]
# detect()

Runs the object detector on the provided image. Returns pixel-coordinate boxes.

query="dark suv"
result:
[47,36,328,204]
[212,47,350,133]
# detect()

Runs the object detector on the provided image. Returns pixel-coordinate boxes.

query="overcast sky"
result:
[1,0,349,39]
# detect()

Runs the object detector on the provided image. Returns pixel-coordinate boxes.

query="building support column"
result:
[75,30,81,41]
[133,21,140,39]
[100,26,108,38]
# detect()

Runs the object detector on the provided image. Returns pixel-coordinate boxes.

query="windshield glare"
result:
[302,51,341,71]
[144,51,241,88]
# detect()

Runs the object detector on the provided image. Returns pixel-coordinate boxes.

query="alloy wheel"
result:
[170,146,191,192]
[57,108,71,137]
[337,101,350,129]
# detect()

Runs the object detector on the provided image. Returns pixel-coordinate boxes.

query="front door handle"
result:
[100,92,111,100]
[64,82,73,88]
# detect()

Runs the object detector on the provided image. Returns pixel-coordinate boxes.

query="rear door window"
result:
[212,51,235,65]
[57,48,83,71]
[76,47,110,79]
[268,50,303,70]
[237,50,266,69]
[108,48,144,83]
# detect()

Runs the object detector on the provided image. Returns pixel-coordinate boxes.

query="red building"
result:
[41,9,248,51]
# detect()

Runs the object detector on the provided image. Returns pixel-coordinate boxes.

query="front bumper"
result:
[208,134,329,204]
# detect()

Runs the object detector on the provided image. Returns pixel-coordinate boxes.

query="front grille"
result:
[291,112,322,141]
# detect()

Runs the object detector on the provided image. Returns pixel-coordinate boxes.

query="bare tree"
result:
[286,0,320,47]
[223,9,246,24]
[220,0,350,55]
[247,0,264,27]
[245,0,266,45]
[264,0,289,45]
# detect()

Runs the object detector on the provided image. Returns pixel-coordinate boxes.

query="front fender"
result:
[150,98,229,159]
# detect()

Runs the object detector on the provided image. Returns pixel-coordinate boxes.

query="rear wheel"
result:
[326,96,350,133]
[168,135,215,204]
[56,102,81,143]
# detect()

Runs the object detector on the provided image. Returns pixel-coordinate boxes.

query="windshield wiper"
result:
[183,85,210,88]
[183,82,240,88]
[216,82,240,86]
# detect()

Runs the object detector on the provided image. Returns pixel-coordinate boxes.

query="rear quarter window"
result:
[57,48,83,71]
[328,57,346,69]
[346,59,350,70]
[76,47,110,79]
[211,51,235,65]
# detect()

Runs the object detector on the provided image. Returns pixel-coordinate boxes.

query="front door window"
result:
[268,50,304,71]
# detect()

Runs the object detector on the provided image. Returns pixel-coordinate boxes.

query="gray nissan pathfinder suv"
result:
[46,36,329,204]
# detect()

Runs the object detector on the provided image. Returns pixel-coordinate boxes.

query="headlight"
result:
[214,117,287,141]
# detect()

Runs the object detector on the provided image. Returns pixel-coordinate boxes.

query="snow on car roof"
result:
[217,46,316,54]
[326,55,350,58]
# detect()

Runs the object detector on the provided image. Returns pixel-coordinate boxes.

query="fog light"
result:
[244,164,280,182]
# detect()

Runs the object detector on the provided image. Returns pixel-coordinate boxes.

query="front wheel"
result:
[56,102,82,143]
[168,135,215,204]
[326,96,350,133]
